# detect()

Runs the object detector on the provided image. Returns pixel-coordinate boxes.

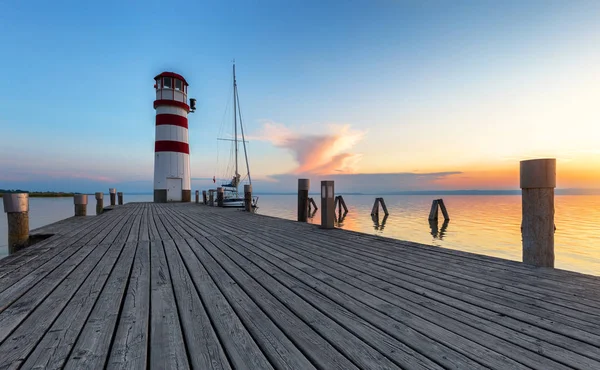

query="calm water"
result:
[1,194,599,276]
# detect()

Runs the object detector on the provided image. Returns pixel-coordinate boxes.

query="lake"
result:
[1,194,599,276]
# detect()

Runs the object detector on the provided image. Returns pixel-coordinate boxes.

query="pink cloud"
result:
[252,121,366,175]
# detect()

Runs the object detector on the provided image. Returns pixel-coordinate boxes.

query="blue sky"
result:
[1,1,599,193]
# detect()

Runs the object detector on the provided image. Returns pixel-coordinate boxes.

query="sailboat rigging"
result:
[216,63,258,208]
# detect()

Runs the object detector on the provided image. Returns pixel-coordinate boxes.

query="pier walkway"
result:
[0,202,599,369]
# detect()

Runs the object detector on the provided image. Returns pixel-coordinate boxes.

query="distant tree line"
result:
[0,190,76,197]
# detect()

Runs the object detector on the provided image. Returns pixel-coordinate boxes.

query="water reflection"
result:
[429,219,449,239]
[371,213,389,231]
[335,210,349,227]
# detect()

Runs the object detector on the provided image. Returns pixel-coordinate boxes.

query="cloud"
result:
[252,121,366,175]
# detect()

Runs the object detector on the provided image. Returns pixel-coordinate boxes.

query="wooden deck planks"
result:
[0,202,598,369]
[149,240,189,370]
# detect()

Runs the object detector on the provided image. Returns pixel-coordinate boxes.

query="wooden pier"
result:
[0,202,599,369]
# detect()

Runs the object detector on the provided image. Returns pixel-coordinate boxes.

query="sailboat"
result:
[217,63,258,208]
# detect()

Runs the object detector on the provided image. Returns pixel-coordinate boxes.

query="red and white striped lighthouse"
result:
[153,72,195,202]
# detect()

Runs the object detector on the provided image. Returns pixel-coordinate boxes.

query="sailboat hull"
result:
[222,198,245,208]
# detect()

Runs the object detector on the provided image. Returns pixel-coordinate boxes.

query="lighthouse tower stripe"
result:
[155,105,188,118]
[156,114,188,128]
[155,140,189,154]
[155,125,189,142]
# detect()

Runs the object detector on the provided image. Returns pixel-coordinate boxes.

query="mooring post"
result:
[95,192,104,215]
[74,194,88,216]
[208,190,215,206]
[3,193,29,254]
[244,184,252,212]
[109,188,116,206]
[320,180,335,229]
[217,187,224,207]
[117,192,123,205]
[298,179,310,222]
[202,190,207,205]
[520,158,556,268]
[195,190,199,204]
[428,199,439,220]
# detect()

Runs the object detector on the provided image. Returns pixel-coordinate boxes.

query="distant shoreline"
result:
[0,192,75,198]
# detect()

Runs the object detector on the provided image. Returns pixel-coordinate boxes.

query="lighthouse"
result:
[153,72,196,202]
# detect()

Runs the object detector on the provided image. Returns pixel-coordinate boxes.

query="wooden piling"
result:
[244,184,252,212]
[308,197,318,217]
[320,181,335,229]
[428,199,439,220]
[3,193,29,254]
[117,192,123,205]
[95,192,104,215]
[371,198,389,216]
[202,190,207,205]
[298,179,310,222]
[74,194,88,216]
[438,199,450,220]
[334,195,348,214]
[109,188,116,206]
[217,187,224,207]
[195,190,199,204]
[208,190,215,206]
[520,158,556,268]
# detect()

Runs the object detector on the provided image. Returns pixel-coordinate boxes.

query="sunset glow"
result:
[1,1,599,193]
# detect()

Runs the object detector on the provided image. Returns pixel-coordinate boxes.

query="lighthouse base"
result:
[154,189,168,203]
[153,189,191,203]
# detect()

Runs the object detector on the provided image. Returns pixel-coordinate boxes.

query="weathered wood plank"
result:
[243,232,598,369]
[255,230,600,363]
[184,238,318,370]
[206,235,442,370]
[0,242,113,369]
[166,204,442,370]
[176,238,274,370]
[149,240,189,370]
[0,209,124,292]
[63,240,138,369]
[164,239,231,370]
[107,241,150,370]
[274,229,600,343]
[19,239,127,369]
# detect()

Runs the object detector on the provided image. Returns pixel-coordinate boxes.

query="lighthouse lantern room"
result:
[153,71,195,203]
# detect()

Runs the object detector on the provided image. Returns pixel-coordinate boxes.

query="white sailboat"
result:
[216,63,258,208]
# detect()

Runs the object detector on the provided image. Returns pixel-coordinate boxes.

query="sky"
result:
[1,0,599,194]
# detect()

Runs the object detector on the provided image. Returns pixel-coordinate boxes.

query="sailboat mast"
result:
[236,90,252,186]
[233,63,238,180]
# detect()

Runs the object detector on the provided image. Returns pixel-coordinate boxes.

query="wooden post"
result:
[208,190,215,206]
[117,192,123,205]
[3,193,29,255]
[195,190,199,204]
[520,158,556,268]
[202,190,207,205]
[244,184,252,212]
[379,198,389,216]
[428,199,439,220]
[95,192,104,215]
[74,194,88,216]
[298,179,310,222]
[109,188,116,206]
[217,187,224,207]
[371,198,380,216]
[438,199,450,220]
[320,180,335,229]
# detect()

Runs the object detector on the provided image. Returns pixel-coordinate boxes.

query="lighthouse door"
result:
[166,178,182,202]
